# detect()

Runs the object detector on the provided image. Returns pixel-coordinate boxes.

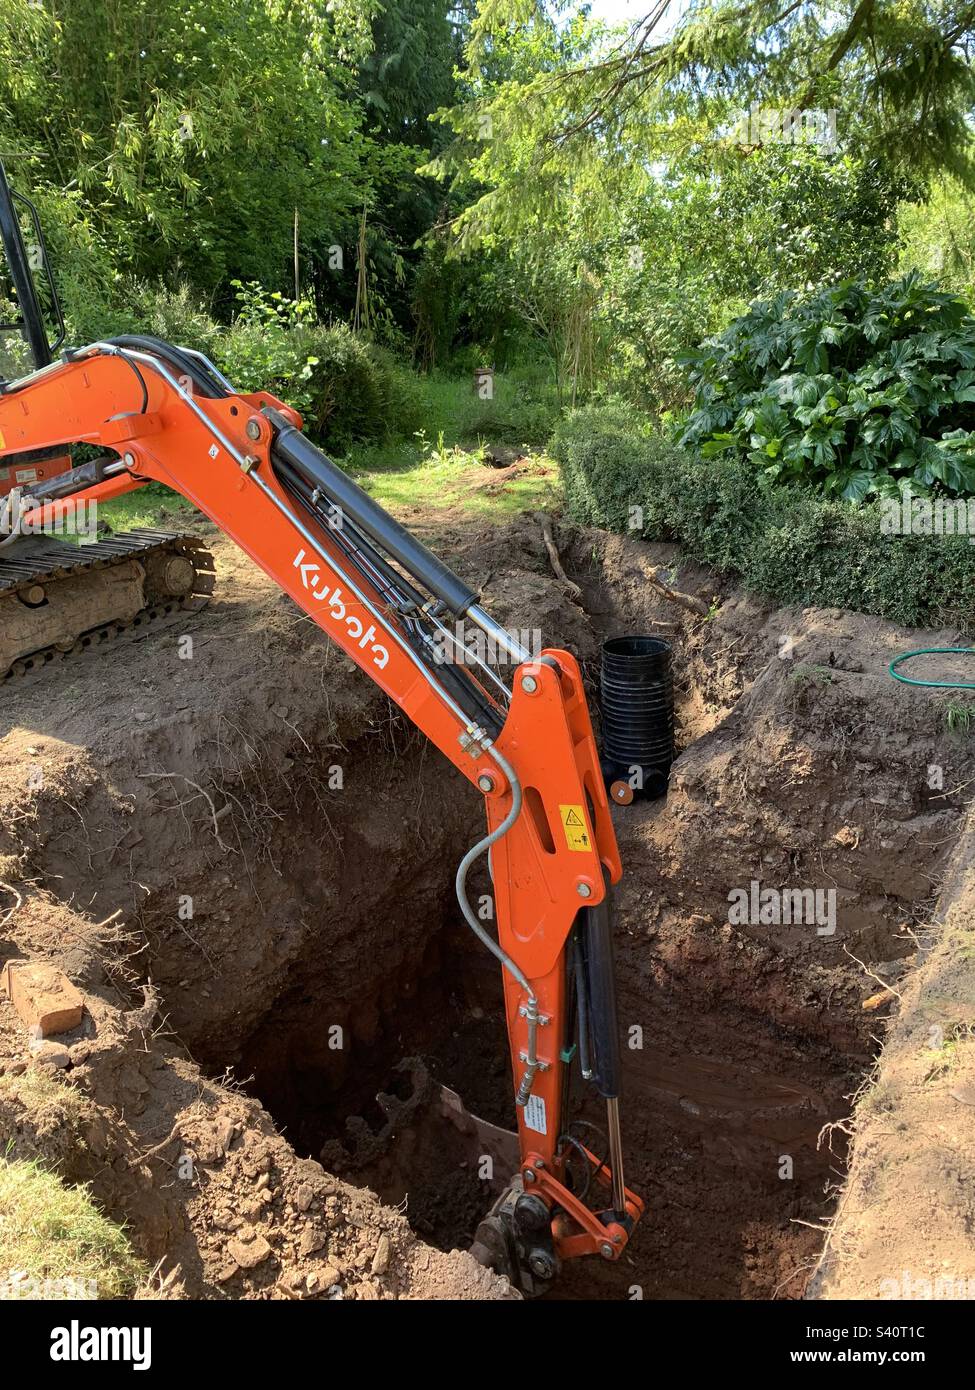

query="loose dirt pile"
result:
[0,509,971,1300]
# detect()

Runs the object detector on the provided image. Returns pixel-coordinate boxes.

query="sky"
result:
[585,0,684,33]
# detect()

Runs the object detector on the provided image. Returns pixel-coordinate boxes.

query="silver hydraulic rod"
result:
[466,602,532,666]
[423,608,512,705]
[606,1096,627,1217]
[574,942,593,1082]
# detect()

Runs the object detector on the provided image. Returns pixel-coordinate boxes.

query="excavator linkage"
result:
[0,159,644,1295]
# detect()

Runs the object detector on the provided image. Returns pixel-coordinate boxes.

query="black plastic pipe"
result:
[600,635,674,801]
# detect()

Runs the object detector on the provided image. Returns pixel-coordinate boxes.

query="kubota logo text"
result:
[293,548,389,669]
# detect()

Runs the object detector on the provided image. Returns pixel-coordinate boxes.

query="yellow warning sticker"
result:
[0,428,5,450]
[558,804,592,853]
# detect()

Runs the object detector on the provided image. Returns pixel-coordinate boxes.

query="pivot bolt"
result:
[599,1242,615,1260]
[523,1169,536,1185]
[529,1250,557,1282]
[123,452,135,467]
[576,882,593,899]
[246,417,262,441]
[520,674,538,694]
[477,774,495,793]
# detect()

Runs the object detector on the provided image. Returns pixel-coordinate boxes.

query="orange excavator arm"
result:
[0,336,643,1293]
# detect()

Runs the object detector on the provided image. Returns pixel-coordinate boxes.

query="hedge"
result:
[550,403,975,632]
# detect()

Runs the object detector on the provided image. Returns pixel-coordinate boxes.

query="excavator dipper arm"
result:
[0,337,644,1293]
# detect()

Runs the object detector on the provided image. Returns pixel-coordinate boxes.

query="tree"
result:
[432,0,975,245]
[0,2,445,317]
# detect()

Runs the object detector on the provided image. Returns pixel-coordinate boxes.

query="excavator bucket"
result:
[438,1084,563,1296]
[438,1083,520,1183]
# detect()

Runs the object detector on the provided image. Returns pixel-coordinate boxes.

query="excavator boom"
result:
[0,182,643,1295]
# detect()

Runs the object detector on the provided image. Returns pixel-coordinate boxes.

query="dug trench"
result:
[0,511,970,1300]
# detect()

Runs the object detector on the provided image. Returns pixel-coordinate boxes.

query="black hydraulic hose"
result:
[117,353,149,413]
[410,631,504,738]
[105,335,229,400]
[265,407,478,617]
[277,452,504,737]
[274,453,425,611]
[58,342,149,414]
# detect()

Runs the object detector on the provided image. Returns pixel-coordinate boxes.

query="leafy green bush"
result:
[552,404,975,631]
[678,274,975,501]
[215,283,422,451]
[124,280,221,355]
[551,402,666,533]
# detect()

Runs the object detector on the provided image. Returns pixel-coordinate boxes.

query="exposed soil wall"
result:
[811,806,975,1301]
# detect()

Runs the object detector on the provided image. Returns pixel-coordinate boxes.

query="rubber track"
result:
[1,530,215,682]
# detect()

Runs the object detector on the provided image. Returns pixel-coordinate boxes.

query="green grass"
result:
[96,481,194,534]
[400,368,559,450]
[944,697,975,735]
[343,365,560,466]
[789,663,839,687]
[0,1156,148,1299]
[350,438,560,516]
[338,366,562,515]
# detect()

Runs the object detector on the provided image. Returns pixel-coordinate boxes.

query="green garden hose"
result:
[888,648,975,689]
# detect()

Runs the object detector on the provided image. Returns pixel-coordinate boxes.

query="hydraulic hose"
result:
[454,741,542,1106]
[0,487,31,550]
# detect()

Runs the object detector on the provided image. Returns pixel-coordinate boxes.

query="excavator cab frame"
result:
[0,161,70,500]
[0,162,214,675]
[0,160,64,378]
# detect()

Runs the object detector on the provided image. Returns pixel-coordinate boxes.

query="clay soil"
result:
[0,506,972,1301]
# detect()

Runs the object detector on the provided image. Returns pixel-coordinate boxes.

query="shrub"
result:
[552,404,975,631]
[124,280,221,356]
[550,402,664,533]
[678,273,975,501]
[215,283,422,452]
[27,183,120,345]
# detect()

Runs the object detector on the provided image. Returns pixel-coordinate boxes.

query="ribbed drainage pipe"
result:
[600,635,674,804]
